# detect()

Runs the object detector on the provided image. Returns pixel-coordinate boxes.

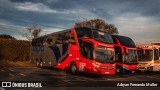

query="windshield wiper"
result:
[103,41,113,44]
[95,38,103,41]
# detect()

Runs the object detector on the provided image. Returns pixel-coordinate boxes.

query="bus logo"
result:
[2,82,11,87]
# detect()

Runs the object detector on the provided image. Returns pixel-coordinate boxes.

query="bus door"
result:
[114,46,123,73]
[79,38,94,72]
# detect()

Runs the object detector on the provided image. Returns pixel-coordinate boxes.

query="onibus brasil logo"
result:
[1,82,42,88]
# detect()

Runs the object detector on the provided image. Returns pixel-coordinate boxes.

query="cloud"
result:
[43,27,63,34]
[15,1,97,18]
[12,1,98,28]
[0,22,66,40]
[0,23,26,39]
[112,13,160,44]
[15,2,60,13]
[0,0,160,43]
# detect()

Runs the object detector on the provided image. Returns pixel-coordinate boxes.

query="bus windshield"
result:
[75,28,113,44]
[124,50,138,64]
[94,47,114,64]
[138,49,153,61]
[93,31,113,44]
[112,35,136,48]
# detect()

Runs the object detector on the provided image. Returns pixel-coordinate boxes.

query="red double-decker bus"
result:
[111,35,138,73]
[31,27,116,75]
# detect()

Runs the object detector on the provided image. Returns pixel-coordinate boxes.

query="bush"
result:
[0,39,31,61]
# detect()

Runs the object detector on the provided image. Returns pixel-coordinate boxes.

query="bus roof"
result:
[151,42,160,45]
[32,27,112,45]
[33,29,71,40]
[137,44,160,49]
[112,35,136,48]
[32,27,108,40]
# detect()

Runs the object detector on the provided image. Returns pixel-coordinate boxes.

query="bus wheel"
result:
[36,60,39,66]
[39,60,43,67]
[122,68,126,73]
[150,66,153,71]
[70,63,77,74]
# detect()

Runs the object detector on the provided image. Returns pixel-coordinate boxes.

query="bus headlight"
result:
[91,63,100,68]
[96,45,106,50]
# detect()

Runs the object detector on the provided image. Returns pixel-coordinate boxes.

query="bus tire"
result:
[39,60,43,67]
[150,66,153,71]
[36,59,40,66]
[122,68,126,73]
[70,62,78,74]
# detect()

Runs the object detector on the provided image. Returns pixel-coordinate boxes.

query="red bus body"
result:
[31,27,116,75]
[112,35,138,73]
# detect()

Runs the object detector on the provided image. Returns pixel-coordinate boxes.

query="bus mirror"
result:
[82,36,89,39]
[121,47,124,53]
[123,48,128,54]
[82,37,92,43]
[126,49,129,54]
[143,49,146,55]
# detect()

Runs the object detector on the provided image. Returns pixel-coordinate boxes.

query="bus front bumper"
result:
[92,67,116,75]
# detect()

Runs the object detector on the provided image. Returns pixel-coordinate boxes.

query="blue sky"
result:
[0,0,160,44]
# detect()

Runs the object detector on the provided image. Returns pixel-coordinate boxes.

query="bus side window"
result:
[34,46,37,52]
[47,38,53,44]
[42,46,44,51]
[69,34,76,45]
[37,46,40,52]
[80,42,93,59]
[32,46,34,51]
[56,34,63,44]
[113,38,118,44]
[64,32,71,43]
